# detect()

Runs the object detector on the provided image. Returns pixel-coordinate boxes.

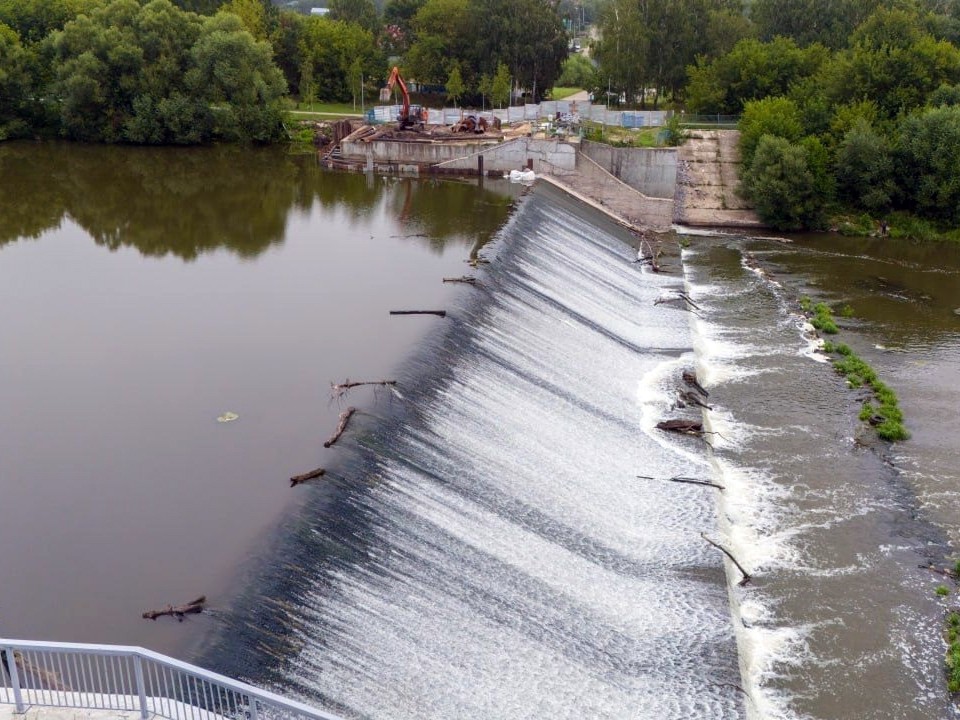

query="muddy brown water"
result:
[0,142,519,658]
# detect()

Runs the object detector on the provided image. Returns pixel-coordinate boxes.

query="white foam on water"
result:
[271,193,744,720]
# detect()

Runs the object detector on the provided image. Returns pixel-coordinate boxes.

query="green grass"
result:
[581,122,661,147]
[287,100,364,118]
[939,585,952,596]
[810,302,839,334]
[549,87,584,100]
[813,297,910,442]
[947,612,960,693]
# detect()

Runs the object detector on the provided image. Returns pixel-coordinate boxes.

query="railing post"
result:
[3,647,26,713]
[133,656,149,720]
[248,695,259,720]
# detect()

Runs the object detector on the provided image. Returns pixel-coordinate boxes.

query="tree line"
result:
[588,0,960,231]
[0,0,570,144]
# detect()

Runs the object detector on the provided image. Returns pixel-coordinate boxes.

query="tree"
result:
[219,0,268,39]
[0,0,105,44]
[743,134,826,230]
[477,71,491,110]
[329,0,378,34]
[835,118,895,211]
[445,62,463,106]
[0,21,33,138]
[298,15,381,102]
[738,96,805,168]
[404,0,470,84]
[748,0,881,50]
[556,53,596,89]
[895,105,960,223]
[189,12,286,141]
[491,61,510,107]
[347,56,362,109]
[826,7,960,120]
[686,37,829,114]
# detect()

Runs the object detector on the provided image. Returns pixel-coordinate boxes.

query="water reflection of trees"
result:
[0,143,516,261]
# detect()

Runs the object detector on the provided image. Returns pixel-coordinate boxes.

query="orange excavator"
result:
[385,66,424,131]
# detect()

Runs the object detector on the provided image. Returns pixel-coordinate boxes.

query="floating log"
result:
[919,563,958,578]
[442,276,477,284]
[324,407,356,448]
[679,391,713,410]
[656,419,704,434]
[142,596,206,621]
[290,467,326,487]
[637,475,725,491]
[390,310,447,317]
[331,379,397,399]
[702,533,752,586]
[682,369,709,397]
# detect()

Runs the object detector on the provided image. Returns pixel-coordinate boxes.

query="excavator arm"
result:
[385,66,412,128]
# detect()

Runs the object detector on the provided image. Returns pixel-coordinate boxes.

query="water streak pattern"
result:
[209,188,743,720]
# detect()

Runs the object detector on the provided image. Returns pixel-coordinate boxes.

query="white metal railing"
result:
[0,639,344,720]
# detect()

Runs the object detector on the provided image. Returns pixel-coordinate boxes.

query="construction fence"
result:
[367,102,671,129]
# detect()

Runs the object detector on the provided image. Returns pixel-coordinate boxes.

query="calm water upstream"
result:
[0,142,519,658]
[5,142,960,720]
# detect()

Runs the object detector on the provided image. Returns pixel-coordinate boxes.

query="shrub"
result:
[743,135,826,230]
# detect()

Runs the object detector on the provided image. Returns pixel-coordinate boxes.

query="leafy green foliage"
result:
[742,134,825,230]
[39,0,285,143]
[822,337,909,442]
[738,96,804,168]
[835,118,895,212]
[896,105,960,224]
[686,37,828,115]
[749,0,878,50]
[445,63,464,106]
[557,53,596,89]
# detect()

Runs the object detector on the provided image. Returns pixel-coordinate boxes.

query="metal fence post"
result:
[3,647,25,713]
[133,656,149,719]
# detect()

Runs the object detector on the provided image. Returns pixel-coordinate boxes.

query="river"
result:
[3,144,960,719]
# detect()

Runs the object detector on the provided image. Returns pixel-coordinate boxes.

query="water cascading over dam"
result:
[204,184,744,719]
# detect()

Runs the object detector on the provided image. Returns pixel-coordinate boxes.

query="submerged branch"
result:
[324,407,356,448]
[701,533,752,586]
[290,467,326,487]
[143,596,206,621]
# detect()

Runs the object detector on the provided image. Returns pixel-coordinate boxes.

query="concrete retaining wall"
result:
[581,141,678,199]
[434,138,578,173]
[340,138,501,171]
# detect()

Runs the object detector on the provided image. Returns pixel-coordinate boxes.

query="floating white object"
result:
[217,411,239,423]
[508,169,536,184]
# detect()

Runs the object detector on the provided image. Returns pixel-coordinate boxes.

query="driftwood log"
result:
[290,467,326,487]
[142,596,206,621]
[920,563,958,578]
[679,390,713,410]
[442,276,477,284]
[390,310,447,318]
[702,533,752,586]
[324,407,356,448]
[331,379,396,399]
[637,475,725,491]
[656,419,704,434]
[682,370,709,397]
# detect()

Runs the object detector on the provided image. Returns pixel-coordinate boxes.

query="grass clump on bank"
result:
[800,297,839,334]
[947,612,960,693]
[809,300,909,441]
